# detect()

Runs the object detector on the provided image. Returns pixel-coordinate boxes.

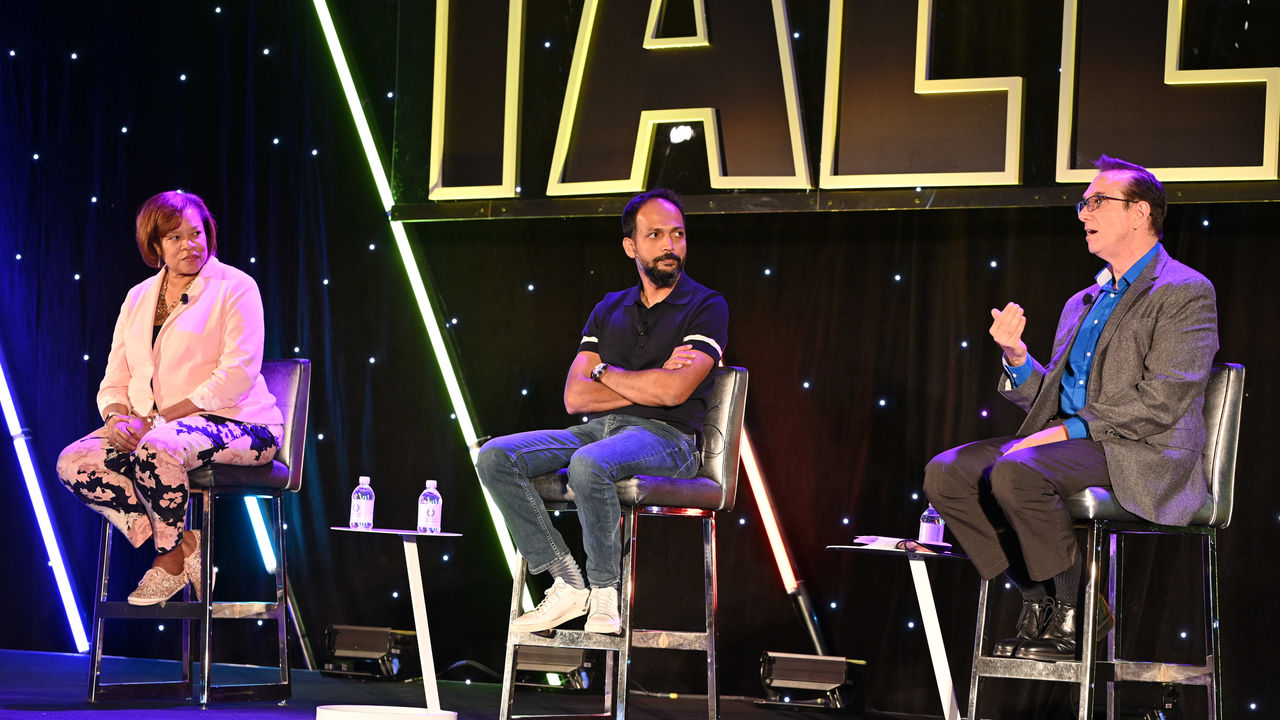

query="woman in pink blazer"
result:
[56,191,283,606]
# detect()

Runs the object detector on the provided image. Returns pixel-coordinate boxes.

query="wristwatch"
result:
[590,362,610,382]
[150,413,169,427]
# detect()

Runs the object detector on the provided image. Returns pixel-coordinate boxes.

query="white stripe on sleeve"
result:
[683,334,722,358]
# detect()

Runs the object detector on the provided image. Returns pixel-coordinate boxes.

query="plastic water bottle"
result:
[417,480,442,534]
[918,504,945,544]
[350,476,375,529]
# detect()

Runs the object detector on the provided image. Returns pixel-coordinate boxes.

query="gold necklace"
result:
[154,273,186,323]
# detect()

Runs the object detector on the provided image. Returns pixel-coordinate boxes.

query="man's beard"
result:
[642,253,684,288]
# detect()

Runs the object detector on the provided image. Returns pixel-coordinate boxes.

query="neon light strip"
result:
[0,347,90,652]
[311,0,529,606]
[738,429,799,593]
[245,497,277,574]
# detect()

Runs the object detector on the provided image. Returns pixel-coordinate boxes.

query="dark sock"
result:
[1004,568,1047,602]
[1051,554,1083,605]
[547,554,586,590]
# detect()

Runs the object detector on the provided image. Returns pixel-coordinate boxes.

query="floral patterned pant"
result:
[56,415,282,554]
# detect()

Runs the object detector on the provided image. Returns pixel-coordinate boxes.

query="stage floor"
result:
[0,649,935,720]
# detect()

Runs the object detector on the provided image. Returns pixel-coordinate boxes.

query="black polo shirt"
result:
[578,274,729,436]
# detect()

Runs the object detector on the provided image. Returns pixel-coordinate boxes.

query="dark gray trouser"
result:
[923,435,1110,582]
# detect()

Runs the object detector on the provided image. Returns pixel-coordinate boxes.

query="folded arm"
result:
[564,347,715,415]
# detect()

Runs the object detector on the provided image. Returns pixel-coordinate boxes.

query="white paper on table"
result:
[852,534,953,554]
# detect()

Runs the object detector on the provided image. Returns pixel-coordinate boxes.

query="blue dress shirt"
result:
[1004,243,1161,439]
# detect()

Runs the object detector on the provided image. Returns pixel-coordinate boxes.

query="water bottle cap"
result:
[425,480,437,488]
[358,475,371,484]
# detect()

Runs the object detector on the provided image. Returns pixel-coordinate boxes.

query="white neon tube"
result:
[739,429,800,593]
[0,347,90,652]
[245,497,278,574]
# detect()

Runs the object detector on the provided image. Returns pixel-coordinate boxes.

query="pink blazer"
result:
[97,256,283,426]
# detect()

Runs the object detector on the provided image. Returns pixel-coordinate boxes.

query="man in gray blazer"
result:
[924,155,1218,662]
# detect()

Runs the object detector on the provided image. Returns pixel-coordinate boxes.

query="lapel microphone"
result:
[180,293,189,304]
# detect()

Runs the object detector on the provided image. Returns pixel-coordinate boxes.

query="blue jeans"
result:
[475,415,700,587]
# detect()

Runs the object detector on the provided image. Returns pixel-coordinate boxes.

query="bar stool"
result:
[499,366,748,720]
[88,358,311,704]
[967,362,1243,719]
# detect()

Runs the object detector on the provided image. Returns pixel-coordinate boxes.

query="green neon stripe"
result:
[311,0,529,603]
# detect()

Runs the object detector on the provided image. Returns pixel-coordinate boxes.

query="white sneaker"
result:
[511,578,589,632]
[583,586,621,634]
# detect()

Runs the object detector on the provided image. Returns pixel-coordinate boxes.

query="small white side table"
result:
[318,527,462,720]
[828,543,965,720]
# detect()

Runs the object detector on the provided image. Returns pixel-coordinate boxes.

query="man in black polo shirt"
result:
[476,188,728,634]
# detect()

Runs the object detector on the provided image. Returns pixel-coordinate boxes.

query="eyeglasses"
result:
[1076,194,1132,214]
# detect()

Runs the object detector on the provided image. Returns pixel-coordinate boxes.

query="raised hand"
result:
[989,302,1028,366]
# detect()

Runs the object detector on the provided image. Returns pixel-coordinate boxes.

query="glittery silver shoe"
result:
[183,529,205,601]
[127,566,189,606]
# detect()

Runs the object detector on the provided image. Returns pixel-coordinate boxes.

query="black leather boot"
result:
[1015,594,1114,663]
[991,596,1051,658]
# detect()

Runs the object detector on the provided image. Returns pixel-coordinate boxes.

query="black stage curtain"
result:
[2,2,1276,717]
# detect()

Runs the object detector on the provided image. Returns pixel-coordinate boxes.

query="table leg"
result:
[402,536,445,714]
[318,531,458,720]
[908,556,961,720]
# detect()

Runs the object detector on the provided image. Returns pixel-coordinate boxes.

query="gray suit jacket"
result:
[999,246,1218,525]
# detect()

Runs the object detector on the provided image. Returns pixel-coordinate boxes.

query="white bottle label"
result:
[351,498,374,528]
[918,520,944,544]
[417,503,439,533]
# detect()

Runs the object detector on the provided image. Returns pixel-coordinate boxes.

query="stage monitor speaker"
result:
[322,624,417,680]
[514,646,596,690]
[759,651,866,712]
